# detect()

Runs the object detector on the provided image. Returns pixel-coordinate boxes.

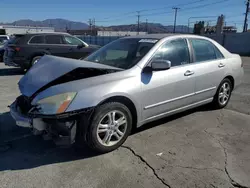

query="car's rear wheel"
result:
[212,78,232,109]
[30,56,42,68]
[77,102,132,153]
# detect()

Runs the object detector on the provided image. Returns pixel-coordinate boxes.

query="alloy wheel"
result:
[218,82,231,106]
[96,110,127,147]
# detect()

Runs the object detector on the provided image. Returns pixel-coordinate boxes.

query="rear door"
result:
[187,38,226,103]
[44,35,71,58]
[63,35,94,59]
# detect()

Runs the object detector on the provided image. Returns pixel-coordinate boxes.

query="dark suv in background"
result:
[4,33,100,70]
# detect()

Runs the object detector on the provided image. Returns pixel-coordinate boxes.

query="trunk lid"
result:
[18,55,122,97]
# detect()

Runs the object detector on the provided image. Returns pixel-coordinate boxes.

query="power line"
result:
[95,0,230,25]
[97,0,206,21]
[95,0,213,22]
[139,0,206,13]
[141,0,230,17]
[179,0,230,13]
[173,7,180,33]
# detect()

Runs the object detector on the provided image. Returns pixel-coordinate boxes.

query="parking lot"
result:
[0,57,249,188]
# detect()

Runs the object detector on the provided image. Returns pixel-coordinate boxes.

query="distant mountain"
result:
[1,19,192,34]
[100,23,192,33]
[1,19,89,31]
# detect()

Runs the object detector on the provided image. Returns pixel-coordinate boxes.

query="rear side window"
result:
[190,39,224,62]
[45,35,64,44]
[29,36,44,44]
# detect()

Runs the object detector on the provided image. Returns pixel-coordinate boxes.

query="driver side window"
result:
[64,36,83,46]
[151,38,190,67]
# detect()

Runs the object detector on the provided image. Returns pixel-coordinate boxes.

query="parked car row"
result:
[9,34,244,153]
[3,32,100,70]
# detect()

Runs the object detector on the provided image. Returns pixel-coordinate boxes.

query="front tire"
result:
[77,102,133,153]
[212,78,232,109]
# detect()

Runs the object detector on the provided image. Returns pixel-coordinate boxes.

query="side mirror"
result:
[77,43,85,49]
[151,59,171,71]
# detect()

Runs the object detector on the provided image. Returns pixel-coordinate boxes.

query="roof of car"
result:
[123,33,209,40]
[124,33,179,39]
[15,32,71,36]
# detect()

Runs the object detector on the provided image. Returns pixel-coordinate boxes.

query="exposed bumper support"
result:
[9,101,93,146]
[9,101,32,128]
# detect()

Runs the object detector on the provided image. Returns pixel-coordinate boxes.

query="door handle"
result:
[218,63,225,68]
[184,70,194,76]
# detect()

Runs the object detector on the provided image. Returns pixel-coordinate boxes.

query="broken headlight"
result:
[34,92,77,115]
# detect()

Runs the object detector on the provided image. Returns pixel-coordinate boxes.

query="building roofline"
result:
[0,25,54,29]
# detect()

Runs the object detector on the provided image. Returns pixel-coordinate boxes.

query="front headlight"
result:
[35,92,77,115]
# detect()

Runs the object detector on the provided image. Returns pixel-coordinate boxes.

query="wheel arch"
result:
[29,51,50,64]
[97,96,138,129]
[224,75,235,90]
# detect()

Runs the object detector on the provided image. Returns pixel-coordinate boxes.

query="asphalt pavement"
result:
[0,58,250,188]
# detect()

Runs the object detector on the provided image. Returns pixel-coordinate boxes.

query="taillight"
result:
[14,47,20,52]
[10,46,20,52]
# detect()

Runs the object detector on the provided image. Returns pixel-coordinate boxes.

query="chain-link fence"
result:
[76,35,123,46]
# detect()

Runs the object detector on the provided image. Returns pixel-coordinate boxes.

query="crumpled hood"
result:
[18,55,122,97]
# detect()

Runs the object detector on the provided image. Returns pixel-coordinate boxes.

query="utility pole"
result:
[172,7,180,33]
[137,11,140,35]
[146,19,148,33]
[243,0,250,32]
[88,19,93,34]
[92,18,95,30]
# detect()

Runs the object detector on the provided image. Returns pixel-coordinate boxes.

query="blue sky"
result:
[0,0,246,30]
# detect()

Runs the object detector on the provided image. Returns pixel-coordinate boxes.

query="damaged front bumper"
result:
[10,101,32,128]
[9,100,93,146]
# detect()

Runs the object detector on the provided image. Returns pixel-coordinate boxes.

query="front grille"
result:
[16,95,32,114]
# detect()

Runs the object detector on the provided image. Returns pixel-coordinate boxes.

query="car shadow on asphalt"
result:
[0,105,213,171]
[132,104,214,135]
[0,67,24,76]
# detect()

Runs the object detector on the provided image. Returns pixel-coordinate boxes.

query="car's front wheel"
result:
[212,78,232,109]
[78,102,132,153]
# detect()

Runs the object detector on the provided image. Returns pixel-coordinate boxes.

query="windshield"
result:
[84,38,158,69]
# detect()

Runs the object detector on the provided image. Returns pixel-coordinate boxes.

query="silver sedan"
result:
[10,34,244,153]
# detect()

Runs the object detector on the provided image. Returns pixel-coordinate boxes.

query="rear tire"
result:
[76,102,132,153]
[30,56,42,68]
[212,78,232,109]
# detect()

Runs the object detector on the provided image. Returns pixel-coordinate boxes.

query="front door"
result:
[63,35,92,59]
[44,35,71,58]
[187,38,226,103]
[141,38,196,121]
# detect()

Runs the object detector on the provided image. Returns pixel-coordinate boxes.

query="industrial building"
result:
[67,29,147,36]
[0,25,55,35]
[97,31,147,36]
